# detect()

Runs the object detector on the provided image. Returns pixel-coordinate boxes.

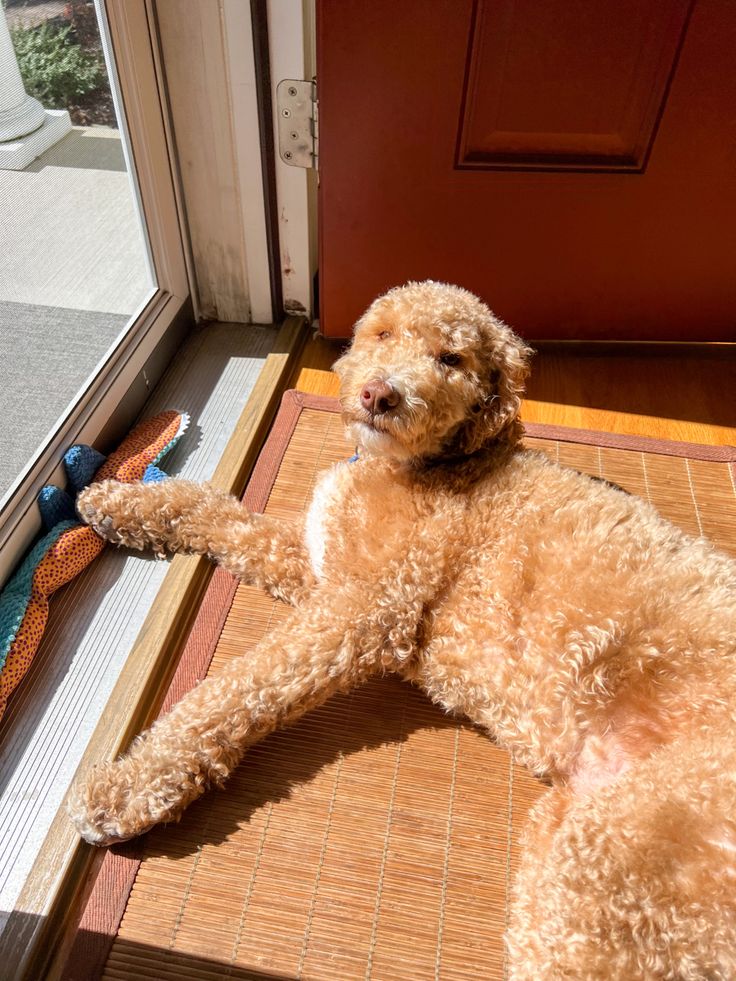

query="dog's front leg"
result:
[68,584,399,846]
[78,479,314,604]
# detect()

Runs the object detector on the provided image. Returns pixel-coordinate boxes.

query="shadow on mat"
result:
[0,908,297,980]
[142,676,460,859]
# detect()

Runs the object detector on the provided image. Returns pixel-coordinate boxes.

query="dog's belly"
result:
[568,733,633,795]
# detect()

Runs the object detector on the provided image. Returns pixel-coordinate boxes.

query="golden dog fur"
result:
[70,282,736,979]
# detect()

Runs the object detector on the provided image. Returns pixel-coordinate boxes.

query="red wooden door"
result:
[317,0,736,340]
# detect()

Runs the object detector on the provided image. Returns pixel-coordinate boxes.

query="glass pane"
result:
[0,0,156,505]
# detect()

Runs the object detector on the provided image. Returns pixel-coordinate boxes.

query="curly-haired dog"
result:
[70,282,736,979]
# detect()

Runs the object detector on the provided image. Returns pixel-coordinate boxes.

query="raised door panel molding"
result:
[456,0,694,171]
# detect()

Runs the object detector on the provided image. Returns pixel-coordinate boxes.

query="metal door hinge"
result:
[276,79,318,170]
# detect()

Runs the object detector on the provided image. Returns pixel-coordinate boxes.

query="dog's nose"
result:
[360,379,401,415]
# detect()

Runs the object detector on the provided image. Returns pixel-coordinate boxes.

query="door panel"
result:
[458,0,691,171]
[317,0,736,340]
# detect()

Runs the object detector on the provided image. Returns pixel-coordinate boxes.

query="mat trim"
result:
[60,389,736,979]
[524,420,736,462]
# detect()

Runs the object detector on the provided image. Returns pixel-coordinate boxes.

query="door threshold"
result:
[0,316,307,981]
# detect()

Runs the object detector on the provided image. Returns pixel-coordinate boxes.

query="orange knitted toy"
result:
[0,410,188,717]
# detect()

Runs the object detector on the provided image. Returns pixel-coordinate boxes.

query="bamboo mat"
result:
[68,392,736,981]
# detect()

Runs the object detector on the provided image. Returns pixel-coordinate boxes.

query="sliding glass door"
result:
[0,0,189,584]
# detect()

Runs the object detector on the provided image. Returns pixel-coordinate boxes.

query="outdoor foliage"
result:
[64,0,101,49]
[10,21,104,110]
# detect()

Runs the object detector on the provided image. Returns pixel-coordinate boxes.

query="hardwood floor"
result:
[290,335,736,446]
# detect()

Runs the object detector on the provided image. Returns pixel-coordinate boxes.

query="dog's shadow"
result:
[137,676,466,861]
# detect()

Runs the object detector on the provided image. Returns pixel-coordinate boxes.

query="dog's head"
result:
[334,281,533,462]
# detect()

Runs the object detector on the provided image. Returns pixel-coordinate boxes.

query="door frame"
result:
[267,0,318,320]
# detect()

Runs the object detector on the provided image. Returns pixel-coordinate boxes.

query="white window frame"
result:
[0,0,191,587]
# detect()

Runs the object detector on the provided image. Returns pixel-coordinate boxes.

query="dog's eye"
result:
[438,352,462,368]
[377,330,391,340]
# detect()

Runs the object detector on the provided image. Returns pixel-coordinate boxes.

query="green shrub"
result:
[10,22,104,109]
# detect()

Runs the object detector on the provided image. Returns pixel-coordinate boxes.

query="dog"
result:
[70,282,736,979]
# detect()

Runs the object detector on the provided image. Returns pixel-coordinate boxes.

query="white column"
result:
[0,8,46,141]
[0,6,71,169]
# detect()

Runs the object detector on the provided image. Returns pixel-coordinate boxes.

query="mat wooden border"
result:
[56,389,736,979]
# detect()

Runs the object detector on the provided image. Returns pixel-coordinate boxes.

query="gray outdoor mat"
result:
[0,300,128,501]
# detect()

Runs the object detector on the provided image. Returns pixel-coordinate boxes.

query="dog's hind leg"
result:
[78,478,315,604]
[507,734,736,980]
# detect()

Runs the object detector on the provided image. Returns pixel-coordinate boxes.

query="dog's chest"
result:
[303,460,419,581]
[304,465,347,579]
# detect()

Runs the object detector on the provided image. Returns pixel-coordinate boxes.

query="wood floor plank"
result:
[291,335,736,445]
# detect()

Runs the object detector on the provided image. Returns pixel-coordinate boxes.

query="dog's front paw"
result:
[76,482,123,543]
[77,481,171,554]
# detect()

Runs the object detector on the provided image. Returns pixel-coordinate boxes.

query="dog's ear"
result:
[457,332,533,454]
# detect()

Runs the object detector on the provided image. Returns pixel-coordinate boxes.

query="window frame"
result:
[0,0,192,586]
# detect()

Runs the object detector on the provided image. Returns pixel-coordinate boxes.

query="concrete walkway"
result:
[0,125,153,502]
[0,126,152,313]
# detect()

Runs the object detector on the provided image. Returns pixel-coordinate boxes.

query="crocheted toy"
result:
[0,410,188,719]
